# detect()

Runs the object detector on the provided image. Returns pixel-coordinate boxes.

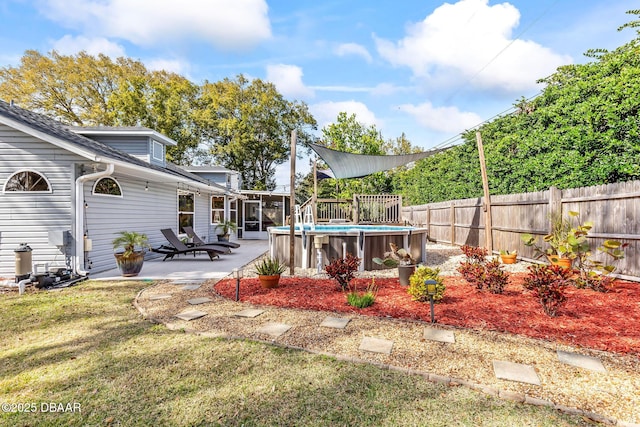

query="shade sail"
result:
[310,143,448,179]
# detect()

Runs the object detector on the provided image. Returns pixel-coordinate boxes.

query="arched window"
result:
[3,170,51,193]
[92,177,123,196]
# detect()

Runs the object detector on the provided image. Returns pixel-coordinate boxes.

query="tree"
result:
[0,50,201,163]
[193,75,317,190]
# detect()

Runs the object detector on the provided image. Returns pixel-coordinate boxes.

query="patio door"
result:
[243,200,262,239]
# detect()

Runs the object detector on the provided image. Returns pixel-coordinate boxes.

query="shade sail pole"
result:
[476,131,493,253]
[289,130,296,275]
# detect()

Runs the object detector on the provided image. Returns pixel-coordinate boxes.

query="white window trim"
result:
[2,169,53,194]
[178,190,195,232]
[92,176,123,198]
[211,195,225,225]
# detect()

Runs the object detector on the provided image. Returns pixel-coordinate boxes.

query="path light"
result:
[234,268,243,302]
[425,279,438,323]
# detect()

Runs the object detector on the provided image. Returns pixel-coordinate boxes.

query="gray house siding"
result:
[83,177,178,274]
[0,125,84,277]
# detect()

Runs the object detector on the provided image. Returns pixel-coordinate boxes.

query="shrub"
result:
[325,253,361,291]
[460,245,487,262]
[523,264,572,317]
[346,279,378,308]
[408,266,445,302]
[457,245,509,294]
[574,239,628,292]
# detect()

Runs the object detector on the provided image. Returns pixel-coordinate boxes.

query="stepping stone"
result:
[257,322,291,337]
[493,361,541,386]
[187,297,212,305]
[423,327,455,343]
[174,309,207,321]
[320,316,350,329]
[171,280,203,285]
[359,337,394,355]
[233,308,265,318]
[149,294,172,301]
[181,284,201,291]
[557,350,606,372]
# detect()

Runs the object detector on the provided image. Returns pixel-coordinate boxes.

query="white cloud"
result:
[374,0,571,92]
[266,64,314,99]
[311,100,379,130]
[335,43,372,63]
[399,102,482,134]
[40,0,271,50]
[146,58,191,75]
[51,35,125,57]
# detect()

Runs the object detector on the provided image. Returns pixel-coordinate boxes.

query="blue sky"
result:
[0,0,636,186]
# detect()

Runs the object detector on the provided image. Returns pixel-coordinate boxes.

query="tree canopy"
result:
[397,11,640,204]
[0,51,316,189]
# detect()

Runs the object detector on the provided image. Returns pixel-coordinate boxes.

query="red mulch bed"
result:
[214,274,640,356]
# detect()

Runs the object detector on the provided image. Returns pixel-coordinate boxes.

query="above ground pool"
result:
[268,224,428,271]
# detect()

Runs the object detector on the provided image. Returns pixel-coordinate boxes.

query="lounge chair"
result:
[152,229,228,261]
[182,226,240,249]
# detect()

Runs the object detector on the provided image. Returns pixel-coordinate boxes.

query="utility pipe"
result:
[0,278,31,295]
[74,163,114,276]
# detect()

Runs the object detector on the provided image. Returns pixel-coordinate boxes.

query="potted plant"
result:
[215,219,237,242]
[112,231,150,277]
[372,242,417,286]
[255,257,286,288]
[499,249,517,264]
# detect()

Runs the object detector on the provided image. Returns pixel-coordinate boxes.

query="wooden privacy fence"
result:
[402,180,640,280]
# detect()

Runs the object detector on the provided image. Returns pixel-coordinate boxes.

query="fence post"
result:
[549,186,562,231]
[450,202,456,245]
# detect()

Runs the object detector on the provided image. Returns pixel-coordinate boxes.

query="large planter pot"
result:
[398,264,416,286]
[217,234,230,242]
[547,255,573,270]
[259,274,281,288]
[500,254,517,264]
[114,251,145,277]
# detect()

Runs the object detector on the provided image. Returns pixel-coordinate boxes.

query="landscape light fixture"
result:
[234,268,243,301]
[425,279,438,323]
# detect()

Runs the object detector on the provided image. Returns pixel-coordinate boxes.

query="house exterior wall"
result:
[0,123,223,277]
[84,179,222,274]
[0,124,82,277]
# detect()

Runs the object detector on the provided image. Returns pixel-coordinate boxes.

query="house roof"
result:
[69,126,178,146]
[184,165,237,174]
[0,100,232,194]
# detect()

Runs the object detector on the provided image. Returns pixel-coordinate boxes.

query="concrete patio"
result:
[90,240,268,281]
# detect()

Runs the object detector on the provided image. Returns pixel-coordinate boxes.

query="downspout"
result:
[74,163,114,276]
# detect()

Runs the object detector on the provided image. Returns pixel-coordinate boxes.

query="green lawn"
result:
[0,281,592,426]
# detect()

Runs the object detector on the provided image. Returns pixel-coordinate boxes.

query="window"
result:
[92,177,122,196]
[211,196,224,224]
[152,140,164,161]
[178,191,194,233]
[3,170,51,192]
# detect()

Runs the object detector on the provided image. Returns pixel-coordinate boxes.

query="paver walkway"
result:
[135,284,638,427]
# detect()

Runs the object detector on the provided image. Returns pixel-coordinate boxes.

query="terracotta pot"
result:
[259,274,281,288]
[547,255,573,269]
[398,264,416,286]
[114,251,145,277]
[500,254,517,264]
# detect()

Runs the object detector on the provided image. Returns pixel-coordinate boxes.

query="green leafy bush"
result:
[325,253,361,291]
[346,279,378,308]
[523,264,573,317]
[408,266,445,302]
